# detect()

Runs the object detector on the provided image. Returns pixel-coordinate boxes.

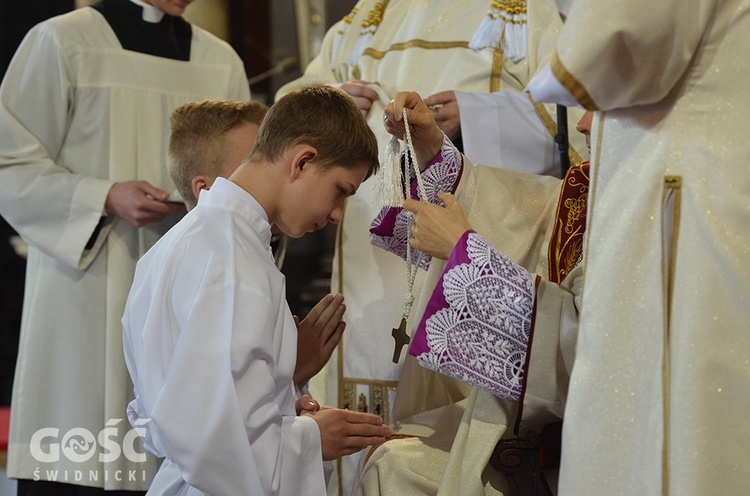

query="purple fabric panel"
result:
[369,134,462,266]
[409,229,475,356]
[409,231,536,401]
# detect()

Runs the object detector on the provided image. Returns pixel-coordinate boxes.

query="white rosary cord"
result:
[402,108,428,200]
[401,108,427,321]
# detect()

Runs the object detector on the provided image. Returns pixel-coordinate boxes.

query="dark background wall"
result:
[0,0,76,407]
[233,0,355,103]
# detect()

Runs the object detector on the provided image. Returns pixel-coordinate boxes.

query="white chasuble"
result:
[358,137,584,495]
[276,1,585,492]
[0,7,248,490]
[527,0,750,494]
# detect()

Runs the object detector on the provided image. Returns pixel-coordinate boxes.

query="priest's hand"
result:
[105,180,185,227]
[424,90,461,142]
[295,395,321,416]
[338,81,381,117]
[305,408,392,460]
[293,293,346,387]
[384,91,444,170]
[405,192,472,260]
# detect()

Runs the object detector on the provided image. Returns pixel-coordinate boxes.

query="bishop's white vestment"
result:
[357,136,587,495]
[276,2,585,492]
[0,4,249,489]
[526,0,750,493]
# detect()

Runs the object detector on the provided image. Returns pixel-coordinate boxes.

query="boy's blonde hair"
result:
[168,99,268,209]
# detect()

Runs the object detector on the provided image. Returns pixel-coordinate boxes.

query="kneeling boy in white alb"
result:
[122,85,389,495]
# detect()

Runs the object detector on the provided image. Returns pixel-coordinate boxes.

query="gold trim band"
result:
[661,174,681,496]
[342,377,399,387]
[551,52,598,111]
[490,47,504,93]
[363,40,471,60]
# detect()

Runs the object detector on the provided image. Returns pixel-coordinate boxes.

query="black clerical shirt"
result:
[91,0,192,60]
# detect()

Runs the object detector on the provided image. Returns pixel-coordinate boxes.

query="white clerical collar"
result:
[128,0,165,23]
[205,178,273,246]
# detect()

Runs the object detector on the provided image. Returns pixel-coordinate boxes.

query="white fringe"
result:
[503,21,527,63]
[469,10,528,63]
[348,30,374,67]
[377,136,405,208]
[331,30,344,71]
[469,14,505,51]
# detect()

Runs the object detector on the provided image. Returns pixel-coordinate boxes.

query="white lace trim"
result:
[416,233,534,400]
[388,135,460,267]
[370,135,461,268]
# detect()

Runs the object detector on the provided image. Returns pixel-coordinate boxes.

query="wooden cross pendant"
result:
[391,318,410,364]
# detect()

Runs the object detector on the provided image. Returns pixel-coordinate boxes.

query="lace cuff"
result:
[369,134,462,267]
[408,231,538,400]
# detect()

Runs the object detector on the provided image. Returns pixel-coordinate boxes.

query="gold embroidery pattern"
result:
[361,1,388,29]
[488,0,527,22]
[371,384,384,417]
[337,7,358,36]
[357,393,369,412]
[342,382,355,410]
[343,7,358,25]
[349,1,392,66]
[564,195,587,234]
[341,378,397,425]
[548,162,590,284]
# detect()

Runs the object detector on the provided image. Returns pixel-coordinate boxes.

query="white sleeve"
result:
[0,24,112,270]
[529,0,717,110]
[455,90,560,177]
[524,64,580,109]
[142,282,324,495]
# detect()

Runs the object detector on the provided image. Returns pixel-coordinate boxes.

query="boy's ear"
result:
[290,145,319,180]
[191,174,212,203]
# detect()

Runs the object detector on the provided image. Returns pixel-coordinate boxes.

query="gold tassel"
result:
[348,0,390,66]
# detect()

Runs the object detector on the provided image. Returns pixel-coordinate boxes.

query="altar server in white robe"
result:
[276,2,586,492]
[166,99,346,386]
[123,85,391,496]
[0,0,249,492]
[524,0,750,494]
